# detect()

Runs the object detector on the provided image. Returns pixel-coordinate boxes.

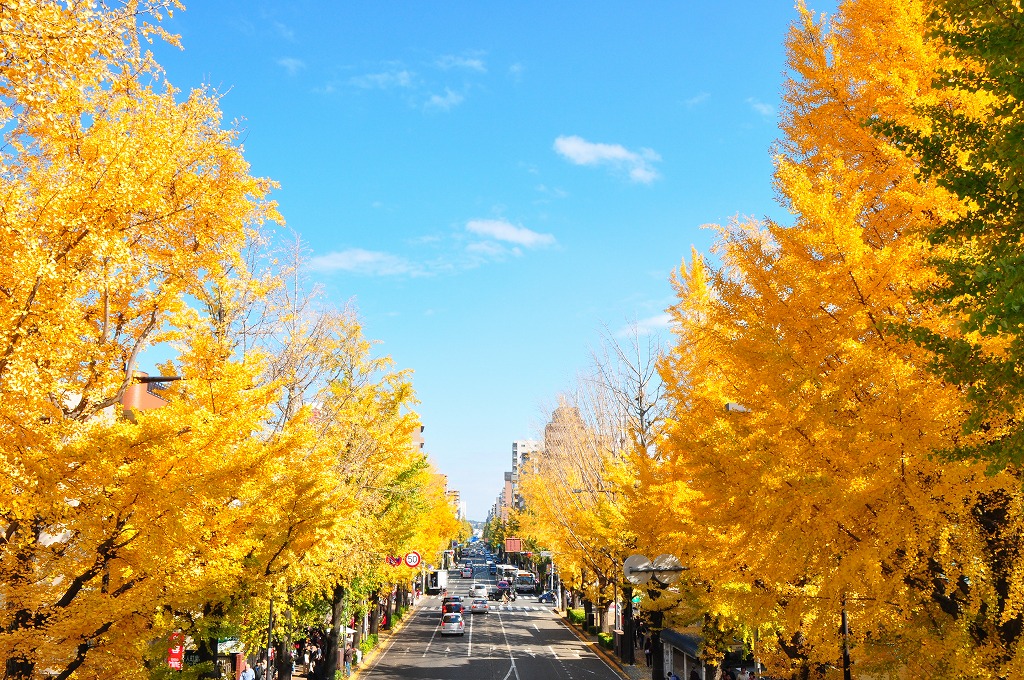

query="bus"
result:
[514,571,538,594]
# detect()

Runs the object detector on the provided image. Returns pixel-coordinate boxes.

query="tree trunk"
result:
[274,606,293,680]
[383,586,394,630]
[197,602,224,678]
[352,601,363,650]
[622,586,636,665]
[369,590,381,636]
[321,582,345,680]
[651,607,665,680]
[583,598,594,628]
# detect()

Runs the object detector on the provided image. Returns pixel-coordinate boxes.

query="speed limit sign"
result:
[404,551,421,568]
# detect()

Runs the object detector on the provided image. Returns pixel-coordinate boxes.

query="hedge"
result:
[567,609,586,625]
[598,633,614,649]
[358,633,379,655]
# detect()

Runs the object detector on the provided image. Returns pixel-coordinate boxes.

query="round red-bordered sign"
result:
[404,551,421,568]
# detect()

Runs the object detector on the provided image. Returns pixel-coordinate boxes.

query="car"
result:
[440,613,465,635]
[461,567,473,578]
[442,595,462,606]
[469,583,488,598]
[537,591,556,604]
[471,598,489,613]
[488,563,497,575]
[442,602,464,616]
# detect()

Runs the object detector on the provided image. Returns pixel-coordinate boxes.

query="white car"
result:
[469,584,488,598]
[461,566,473,578]
[471,598,489,614]
[440,613,465,635]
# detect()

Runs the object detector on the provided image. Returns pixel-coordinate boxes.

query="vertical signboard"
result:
[505,537,523,553]
[167,632,185,670]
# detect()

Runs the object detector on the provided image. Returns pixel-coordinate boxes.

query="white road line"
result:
[548,644,559,659]
[467,608,473,657]
[498,611,521,680]
[421,614,442,657]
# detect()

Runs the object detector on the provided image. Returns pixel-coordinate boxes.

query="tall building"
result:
[511,439,541,509]
[446,489,464,520]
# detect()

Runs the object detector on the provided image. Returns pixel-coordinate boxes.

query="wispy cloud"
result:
[619,313,674,337]
[277,57,305,76]
[553,135,661,184]
[308,249,419,276]
[535,184,568,199]
[272,21,295,41]
[426,88,464,110]
[509,63,524,81]
[685,92,710,107]
[747,97,774,117]
[350,69,415,89]
[436,55,486,73]
[466,219,555,248]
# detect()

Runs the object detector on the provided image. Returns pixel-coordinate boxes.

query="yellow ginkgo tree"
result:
[660,1,1024,678]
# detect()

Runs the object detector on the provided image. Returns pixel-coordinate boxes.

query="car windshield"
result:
[474,599,487,605]
[442,614,460,623]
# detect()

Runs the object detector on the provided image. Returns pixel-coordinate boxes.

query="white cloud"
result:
[535,184,568,199]
[350,69,414,89]
[308,249,419,276]
[619,313,674,337]
[553,135,661,184]
[466,241,516,258]
[277,57,305,76]
[747,97,774,117]
[436,55,486,72]
[426,88,464,110]
[273,21,295,41]
[685,92,710,107]
[509,63,524,81]
[466,219,555,247]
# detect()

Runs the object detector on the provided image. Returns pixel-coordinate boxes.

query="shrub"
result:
[358,633,378,655]
[598,632,614,649]
[567,608,586,625]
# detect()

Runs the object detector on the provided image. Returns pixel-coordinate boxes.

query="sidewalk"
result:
[348,596,423,678]
[554,608,652,680]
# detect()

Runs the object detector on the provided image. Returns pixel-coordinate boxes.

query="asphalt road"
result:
[361,567,621,680]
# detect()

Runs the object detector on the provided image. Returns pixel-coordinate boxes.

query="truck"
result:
[426,568,449,595]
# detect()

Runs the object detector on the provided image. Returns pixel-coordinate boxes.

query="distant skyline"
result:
[148,1,837,520]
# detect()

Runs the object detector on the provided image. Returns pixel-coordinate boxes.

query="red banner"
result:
[168,633,185,670]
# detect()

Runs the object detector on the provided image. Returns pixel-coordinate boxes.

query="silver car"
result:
[440,613,465,636]
[470,598,489,614]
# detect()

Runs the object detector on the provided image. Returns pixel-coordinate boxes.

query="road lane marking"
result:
[548,645,559,659]
[497,611,521,680]
[421,615,442,657]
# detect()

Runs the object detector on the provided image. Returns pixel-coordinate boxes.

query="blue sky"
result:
[150,1,836,520]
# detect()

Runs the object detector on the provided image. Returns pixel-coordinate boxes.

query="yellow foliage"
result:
[660,1,1024,677]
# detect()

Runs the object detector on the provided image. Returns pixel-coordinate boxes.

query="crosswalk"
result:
[420,605,550,613]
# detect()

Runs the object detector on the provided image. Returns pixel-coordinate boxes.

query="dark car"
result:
[442,602,464,616]
[491,581,516,602]
[537,591,556,604]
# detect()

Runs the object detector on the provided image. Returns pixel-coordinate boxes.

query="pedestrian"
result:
[344,645,354,676]
[239,661,256,680]
[253,661,265,680]
[689,672,700,680]
[644,636,652,666]
[667,672,681,680]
